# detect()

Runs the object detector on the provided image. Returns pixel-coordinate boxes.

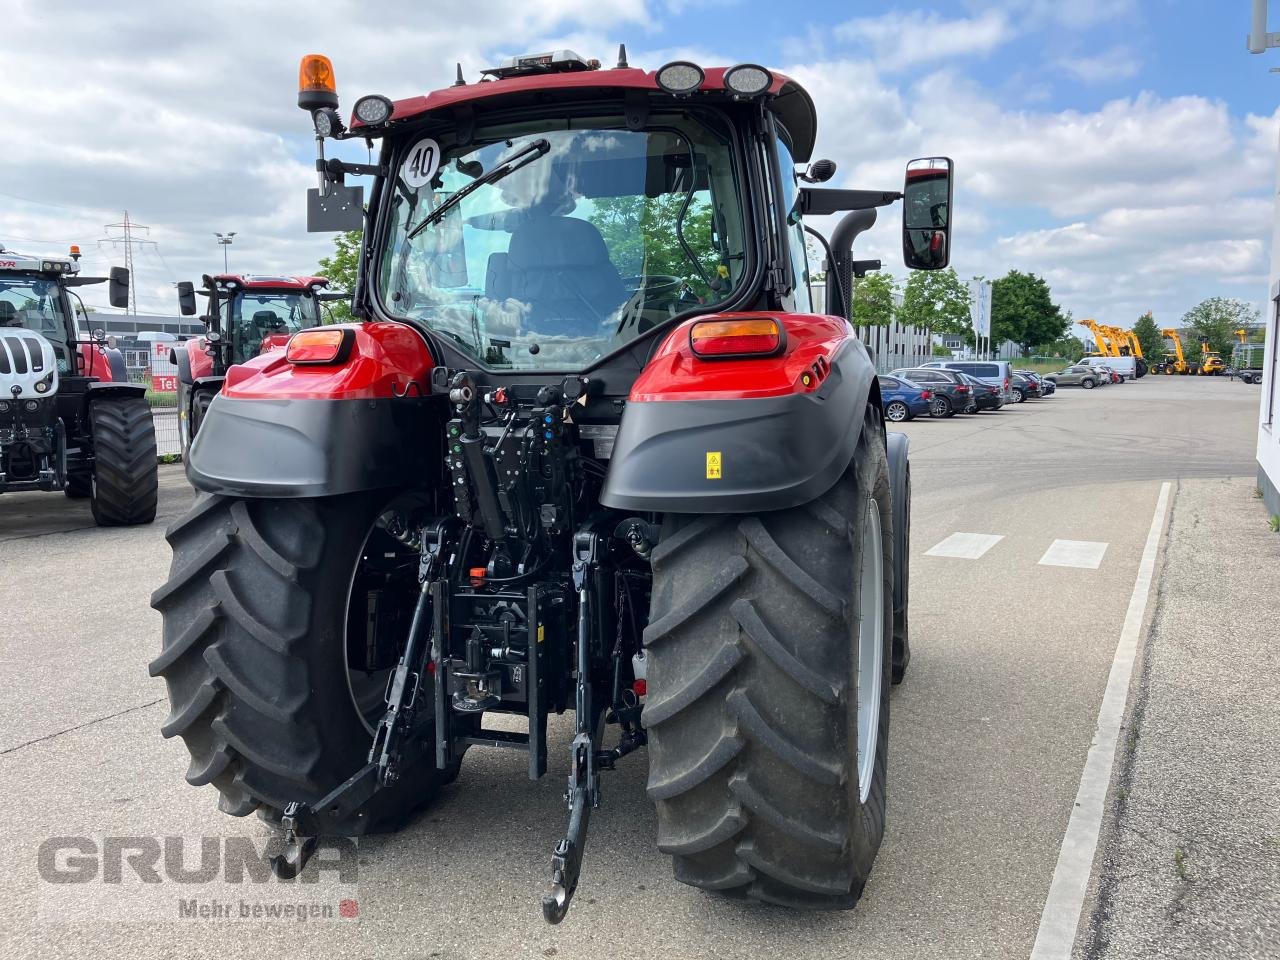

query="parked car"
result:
[1014,369,1052,398]
[1008,372,1041,402]
[1081,354,1137,379]
[920,359,1014,403]
[956,372,1004,411]
[877,375,933,422]
[889,367,973,418]
[1092,364,1123,384]
[1046,365,1102,389]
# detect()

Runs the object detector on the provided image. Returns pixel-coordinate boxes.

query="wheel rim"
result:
[856,498,885,805]
[344,502,424,733]
[887,402,907,422]
[931,399,947,417]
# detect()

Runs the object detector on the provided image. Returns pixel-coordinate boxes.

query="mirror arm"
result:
[801,188,902,216]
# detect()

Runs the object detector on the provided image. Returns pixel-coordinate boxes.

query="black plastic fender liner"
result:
[186,395,442,498]
[86,381,148,402]
[886,430,909,618]
[172,347,194,385]
[600,338,878,514]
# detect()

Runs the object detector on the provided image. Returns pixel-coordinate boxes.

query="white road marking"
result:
[1029,481,1172,960]
[924,532,1005,560]
[1038,539,1109,570]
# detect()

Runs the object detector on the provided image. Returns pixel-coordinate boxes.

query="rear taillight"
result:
[920,390,932,399]
[1004,377,1010,391]
[955,385,969,393]
[689,317,784,358]
[286,328,351,364]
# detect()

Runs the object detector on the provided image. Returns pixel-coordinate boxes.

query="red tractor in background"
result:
[172,273,341,451]
[152,47,954,921]
[0,243,157,524]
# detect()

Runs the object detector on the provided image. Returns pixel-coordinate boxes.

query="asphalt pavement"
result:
[0,373,1269,959]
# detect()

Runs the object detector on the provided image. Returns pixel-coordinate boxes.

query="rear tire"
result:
[644,407,893,909]
[89,397,158,526]
[885,401,909,423]
[1081,379,1095,390]
[150,493,459,829]
[929,396,952,418]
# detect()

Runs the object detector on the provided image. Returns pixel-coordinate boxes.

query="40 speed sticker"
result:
[402,137,441,188]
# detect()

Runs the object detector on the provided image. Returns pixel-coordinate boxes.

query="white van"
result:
[1081,354,1135,380]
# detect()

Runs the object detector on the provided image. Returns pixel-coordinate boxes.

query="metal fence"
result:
[130,372,182,458]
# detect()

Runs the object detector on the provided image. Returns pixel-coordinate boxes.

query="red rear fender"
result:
[223,322,435,400]
[630,313,852,401]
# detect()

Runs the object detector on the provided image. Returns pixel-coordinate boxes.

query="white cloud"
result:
[785,54,1279,324]
[0,0,651,313]
[1057,46,1142,83]
[833,10,1012,71]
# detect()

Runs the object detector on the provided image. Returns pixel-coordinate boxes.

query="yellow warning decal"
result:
[537,624,545,644]
[706,451,722,479]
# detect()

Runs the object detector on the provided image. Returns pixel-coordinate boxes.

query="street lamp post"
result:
[215,232,237,272]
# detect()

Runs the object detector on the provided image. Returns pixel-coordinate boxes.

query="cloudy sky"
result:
[3,0,1277,335]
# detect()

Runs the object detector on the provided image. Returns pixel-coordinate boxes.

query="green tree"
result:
[317,229,362,323]
[1132,311,1164,362]
[897,267,971,335]
[1180,297,1260,363]
[589,194,718,292]
[990,270,1067,356]
[850,272,897,327]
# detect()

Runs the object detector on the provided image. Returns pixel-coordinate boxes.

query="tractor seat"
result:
[485,216,627,337]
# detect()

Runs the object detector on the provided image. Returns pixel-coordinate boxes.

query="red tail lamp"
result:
[689,317,785,358]
[286,328,352,364]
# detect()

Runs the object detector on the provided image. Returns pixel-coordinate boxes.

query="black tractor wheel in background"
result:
[186,389,215,453]
[150,492,459,831]
[645,406,893,909]
[89,397,158,526]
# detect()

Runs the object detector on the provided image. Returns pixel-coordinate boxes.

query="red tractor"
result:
[172,273,339,451]
[0,244,157,524]
[152,48,953,920]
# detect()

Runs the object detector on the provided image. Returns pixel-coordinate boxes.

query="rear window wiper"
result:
[407,138,551,240]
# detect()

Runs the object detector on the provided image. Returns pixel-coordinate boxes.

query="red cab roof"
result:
[213,274,328,290]
[361,65,818,162]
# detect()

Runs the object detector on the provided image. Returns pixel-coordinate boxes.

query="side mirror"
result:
[902,157,953,270]
[108,267,130,309]
[177,281,197,316]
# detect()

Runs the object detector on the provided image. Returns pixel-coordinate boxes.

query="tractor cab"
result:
[0,245,130,381]
[177,274,329,370]
[172,273,333,451]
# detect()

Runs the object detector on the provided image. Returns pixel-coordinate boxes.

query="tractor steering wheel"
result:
[621,275,687,305]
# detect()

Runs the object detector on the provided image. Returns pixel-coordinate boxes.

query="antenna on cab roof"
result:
[454,63,466,87]
[616,44,628,69]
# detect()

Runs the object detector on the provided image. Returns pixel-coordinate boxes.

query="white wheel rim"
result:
[887,403,906,421]
[856,498,885,805]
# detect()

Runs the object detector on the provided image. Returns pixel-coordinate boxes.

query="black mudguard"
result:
[86,381,148,402]
[886,430,910,681]
[186,395,442,498]
[600,338,878,514]
[172,347,194,385]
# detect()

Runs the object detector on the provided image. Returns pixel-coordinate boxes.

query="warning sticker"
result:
[706,452,722,479]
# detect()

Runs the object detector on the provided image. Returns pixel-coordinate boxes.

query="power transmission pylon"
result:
[103,211,153,315]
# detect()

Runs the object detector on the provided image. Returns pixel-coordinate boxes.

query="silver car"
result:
[1046,365,1102,389]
